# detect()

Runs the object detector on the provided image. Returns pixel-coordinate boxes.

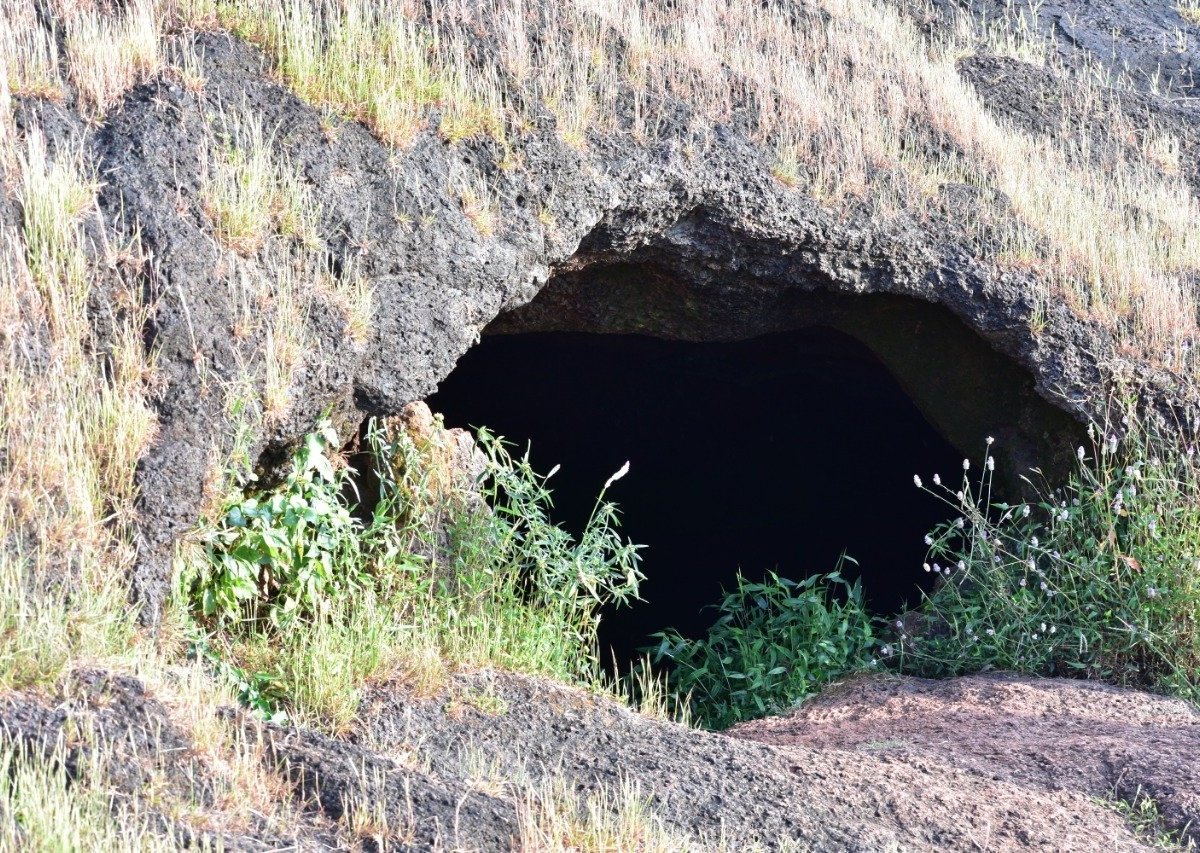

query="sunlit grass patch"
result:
[0,127,154,692]
[0,740,174,851]
[200,110,318,255]
[64,0,161,117]
[517,776,695,852]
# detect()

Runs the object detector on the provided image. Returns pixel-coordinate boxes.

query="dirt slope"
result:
[8,668,1194,850]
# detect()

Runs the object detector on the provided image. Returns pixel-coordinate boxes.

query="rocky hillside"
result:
[5,0,1199,613]
[1,0,1199,849]
[5,666,1197,849]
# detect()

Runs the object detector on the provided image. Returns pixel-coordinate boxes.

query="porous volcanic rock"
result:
[14,1,1200,616]
[354,668,1197,850]
[9,666,1189,850]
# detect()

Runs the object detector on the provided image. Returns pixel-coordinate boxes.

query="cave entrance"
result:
[428,326,968,668]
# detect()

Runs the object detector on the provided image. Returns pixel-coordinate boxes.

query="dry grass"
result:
[7,0,1193,367]
[518,776,696,852]
[0,0,161,115]
[0,0,1195,363]
[0,127,155,692]
[201,109,318,255]
[458,170,500,238]
[0,738,176,851]
[160,0,1199,372]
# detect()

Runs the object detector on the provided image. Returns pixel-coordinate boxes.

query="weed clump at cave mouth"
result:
[649,560,879,730]
[646,408,1200,729]
[188,403,1200,734]
[185,407,644,729]
[904,411,1200,700]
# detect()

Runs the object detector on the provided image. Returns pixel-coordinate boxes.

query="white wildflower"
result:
[913,474,923,488]
[924,535,934,546]
[1077,446,1086,462]
[933,473,941,486]
[986,436,995,445]
[986,456,995,471]
[923,563,932,572]
[963,458,971,471]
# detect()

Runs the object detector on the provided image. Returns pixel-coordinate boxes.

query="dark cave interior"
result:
[427,326,970,669]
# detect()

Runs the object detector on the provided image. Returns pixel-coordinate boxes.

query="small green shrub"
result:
[908,416,1200,700]
[191,423,362,631]
[650,561,878,730]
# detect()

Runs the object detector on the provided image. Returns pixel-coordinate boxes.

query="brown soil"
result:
[730,672,1200,850]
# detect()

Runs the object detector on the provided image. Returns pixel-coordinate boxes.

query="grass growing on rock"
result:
[0,740,174,851]
[165,0,1200,371]
[2,0,1198,371]
[0,126,154,693]
[517,776,696,852]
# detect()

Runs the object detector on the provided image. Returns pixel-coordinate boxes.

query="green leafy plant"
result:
[189,634,289,722]
[191,422,363,630]
[650,560,878,730]
[907,413,1200,700]
[457,432,645,680]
